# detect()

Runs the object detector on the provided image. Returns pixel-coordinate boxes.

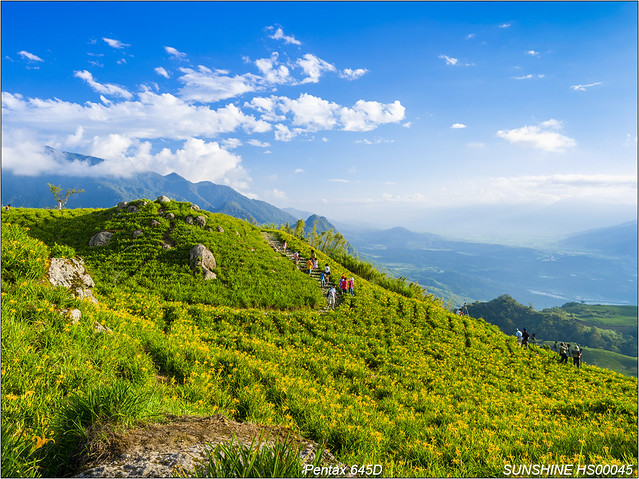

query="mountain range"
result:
[3,148,636,310]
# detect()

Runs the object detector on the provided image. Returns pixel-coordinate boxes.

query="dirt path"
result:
[261,231,344,312]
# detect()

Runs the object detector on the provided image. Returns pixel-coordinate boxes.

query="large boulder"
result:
[185,216,194,225]
[48,258,98,303]
[157,195,171,203]
[189,244,217,280]
[127,205,139,213]
[89,231,113,247]
[195,216,207,227]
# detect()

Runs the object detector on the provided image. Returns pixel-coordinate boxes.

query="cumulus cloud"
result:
[570,82,602,91]
[74,70,133,99]
[297,54,336,83]
[177,66,259,102]
[103,37,130,49]
[255,53,292,85]
[526,50,540,56]
[165,46,187,58]
[155,67,170,78]
[340,68,368,80]
[268,188,288,200]
[2,90,270,143]
[246,93,405,134]
[18,50,43,62]
[496,119,576,152]
[450,123,467,129]
[268,26,301,45]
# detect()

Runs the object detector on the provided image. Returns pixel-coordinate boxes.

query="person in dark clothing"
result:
[573,346,582,368]
[558,343,569,363]
[521,328,530,348]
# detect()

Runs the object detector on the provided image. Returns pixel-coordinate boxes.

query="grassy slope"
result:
[1,204,638,478]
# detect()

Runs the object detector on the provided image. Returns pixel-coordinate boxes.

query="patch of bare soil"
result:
[75,414,335,478]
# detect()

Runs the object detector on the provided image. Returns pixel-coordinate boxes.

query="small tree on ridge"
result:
[47,183,85,210]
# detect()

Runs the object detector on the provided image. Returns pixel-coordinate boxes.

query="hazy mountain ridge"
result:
[2,167,297,226]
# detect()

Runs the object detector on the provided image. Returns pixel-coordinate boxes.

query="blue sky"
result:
[2,2,637,242]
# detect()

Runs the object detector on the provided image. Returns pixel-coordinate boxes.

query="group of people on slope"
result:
[554,342,583,368]
[514,328,537,348]
[281,240,355,309]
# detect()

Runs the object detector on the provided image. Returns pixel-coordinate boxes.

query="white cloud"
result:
[340,99,406,131]
[526,50,540,56]
[268,26,301,45]
[439,54,458,66]
[155,67,170,78]
[450,123,467,129]
[274,124,294,142]
[255,53,292,85]
[2,90,270,142]
[466,33,476,39]
[247,139,271,148]
[329,178,351,183]
[570,82,602,91]
[297,54,336,83]
[103,37,130,49]
[18,50,43,62]
[499,23,512,28]
[402,122,412,128]
[294,168,304,174]
[496,119,576,152]
[74,70,133,99]
[177,65,259,102]
[246,93,405,134]
[512,74,544,80]
[222,138,242,149]
[165,46,187,58]
[355,138,394,145]
[489,174,636,204]
[340,68,368,80]
[381,192,427,203]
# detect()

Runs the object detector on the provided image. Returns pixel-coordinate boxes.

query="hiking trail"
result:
[261,232,344,313]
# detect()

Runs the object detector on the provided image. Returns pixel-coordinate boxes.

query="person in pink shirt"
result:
[348,277,355,295]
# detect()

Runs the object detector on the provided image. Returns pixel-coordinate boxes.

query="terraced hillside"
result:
[2,200,637,478]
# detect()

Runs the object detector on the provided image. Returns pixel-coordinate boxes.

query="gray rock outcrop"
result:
[189,244,217,280]
[195,216,207,227]
[89,231,113,247]
[185,216,194,225]
[157,195,171,203]
[165,213,175,220]
[127,205,139,213]
[132,230,143,238]
[48,258,98,303]
[217,226,224,233]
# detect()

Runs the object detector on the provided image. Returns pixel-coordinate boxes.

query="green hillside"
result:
[2,202,637,478]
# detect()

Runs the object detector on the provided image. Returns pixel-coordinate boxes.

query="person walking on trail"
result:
[293,251,300,265]
[282,240,287,253]
[515,329,523,345]
[348,277,355,295]
[521,328,530,348]
[313,258,319,270]
[558,343,569,363]
[324,264,331,283]
[572,345,582,368]
[530,333,537,345]
[320,271,326,287]
[327,285,337,309]
[306,258,313,275]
